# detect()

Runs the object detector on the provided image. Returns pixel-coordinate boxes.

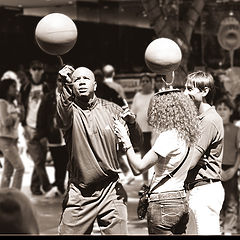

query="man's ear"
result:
[94,81,97,91]
[202,87,210,97]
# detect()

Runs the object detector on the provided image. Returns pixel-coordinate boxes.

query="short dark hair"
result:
[29,60,44,70]
[140,72,153,82]
[215,95,234,110]
[186,71,215,105]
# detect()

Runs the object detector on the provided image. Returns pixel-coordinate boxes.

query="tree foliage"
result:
[141,0,205,86]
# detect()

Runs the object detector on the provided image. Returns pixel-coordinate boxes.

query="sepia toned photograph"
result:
[0,0,240,237]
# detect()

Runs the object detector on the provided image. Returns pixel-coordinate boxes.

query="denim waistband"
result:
[149,189,186,201]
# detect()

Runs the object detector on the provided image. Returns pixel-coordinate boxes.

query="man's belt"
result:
[71,173,119,192]
[185,178,221,191]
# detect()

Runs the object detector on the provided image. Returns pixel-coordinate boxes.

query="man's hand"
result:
[59,65,75,83]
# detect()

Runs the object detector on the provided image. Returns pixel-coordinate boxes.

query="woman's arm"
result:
[125,147,159,175]
[0,100,16,127]
[114,119,159,175]
[120,103,143,148]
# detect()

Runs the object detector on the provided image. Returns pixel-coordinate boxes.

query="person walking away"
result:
[215,96,240,235]
[56,65,143,235]
[184,71,225,235]
[102,64,126,100]
[95,68,125,107]
[0,79,25,189]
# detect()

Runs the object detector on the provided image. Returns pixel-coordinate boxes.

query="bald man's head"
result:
[102,64,115,78]
[72,67,95,82]
[71,67,97,100]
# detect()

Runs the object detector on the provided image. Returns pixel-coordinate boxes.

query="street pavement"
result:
[0,154,150,235]
[4,154,240,236]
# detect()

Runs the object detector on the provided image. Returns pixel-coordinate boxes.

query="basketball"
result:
[144,38,182,74]
[35,13,78,55]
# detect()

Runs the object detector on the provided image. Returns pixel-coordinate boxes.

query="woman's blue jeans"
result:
[0,137,24,189]
[147,190,189,235]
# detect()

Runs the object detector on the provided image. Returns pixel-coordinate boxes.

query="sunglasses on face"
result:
[31,67,43,71]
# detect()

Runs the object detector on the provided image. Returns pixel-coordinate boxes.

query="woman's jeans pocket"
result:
[147,198,189,234]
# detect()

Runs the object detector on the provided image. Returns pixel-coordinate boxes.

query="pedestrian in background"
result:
[215,96,240,235]
[102,64,126,101]
[131,72,154,194]
[35,74,68,198]
[19,60,52,196]
[95,68,125,107]
[0,79,25,189]
[1,69,29,168]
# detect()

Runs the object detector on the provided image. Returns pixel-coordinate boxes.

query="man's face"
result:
[184,83,203,102]
[184,82,203,108]
[29,66,44,84]
[71,67,96,99]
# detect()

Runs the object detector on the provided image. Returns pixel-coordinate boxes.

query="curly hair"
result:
[148,91,200,146]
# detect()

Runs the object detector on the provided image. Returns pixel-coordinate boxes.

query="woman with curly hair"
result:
[114,88,200,235]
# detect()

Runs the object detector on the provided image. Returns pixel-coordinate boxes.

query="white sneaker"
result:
[45,186,62,199]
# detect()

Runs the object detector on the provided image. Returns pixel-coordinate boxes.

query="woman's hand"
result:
[119,99,136,124]
[114,119,132,150]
